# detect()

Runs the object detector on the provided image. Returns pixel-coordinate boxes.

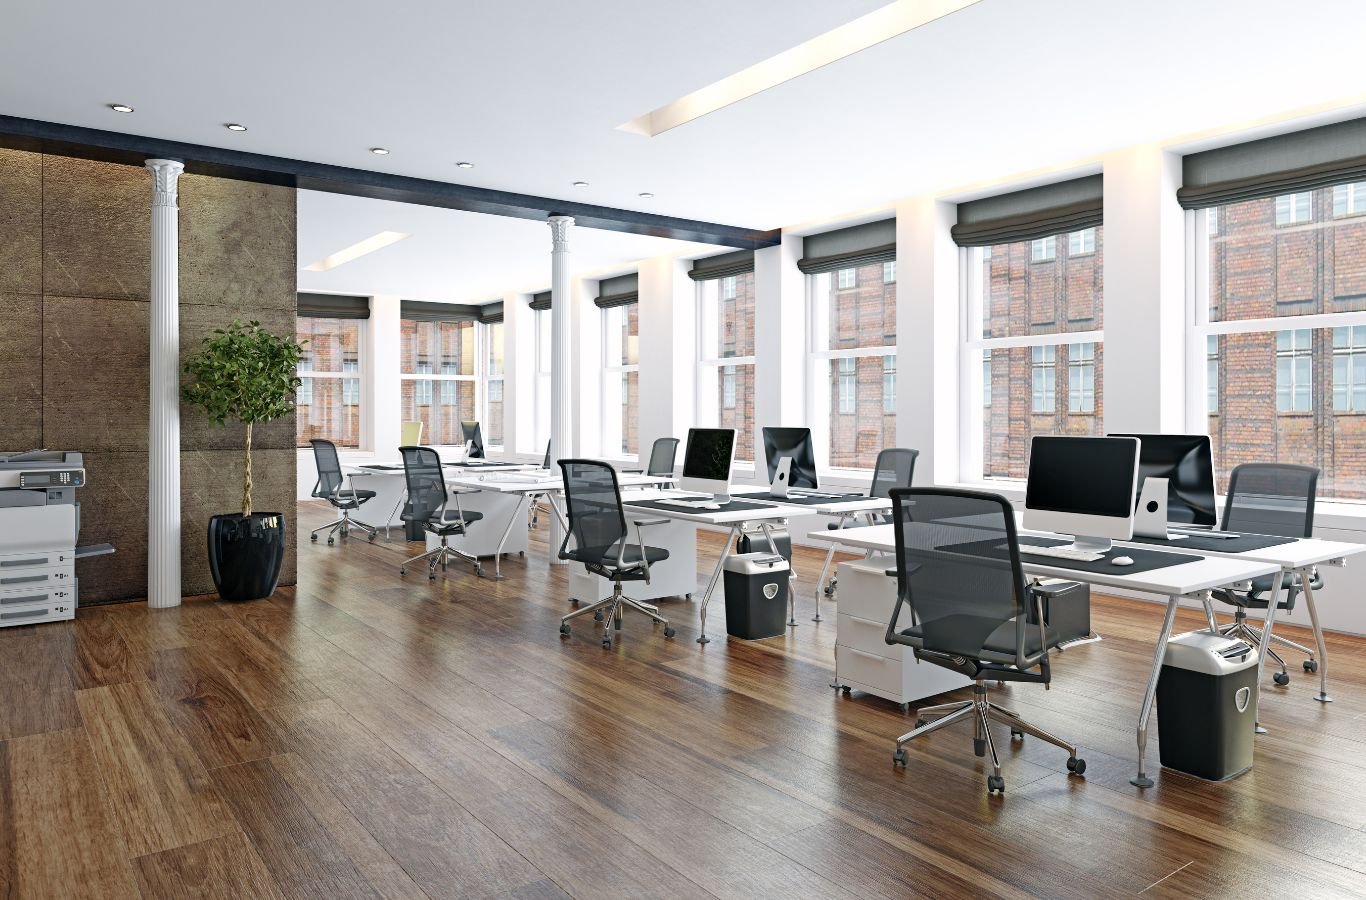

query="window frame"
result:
[696,275,757,466]
[400,317,479,448]
[600,303,640,459]
[296,315,366,448]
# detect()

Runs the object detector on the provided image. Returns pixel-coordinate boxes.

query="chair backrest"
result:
[558,459,627,563]
[310,439,344,498]
[399,446,448,523]
[646,437,680,478]
[869,447,919,499]
[889,487,1032,667]
[1221,463,1318,538]
[400,420,424,445]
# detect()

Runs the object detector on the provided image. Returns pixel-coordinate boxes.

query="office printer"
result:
[0,449,113,626]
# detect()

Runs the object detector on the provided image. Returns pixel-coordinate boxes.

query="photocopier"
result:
[0,449,113,627]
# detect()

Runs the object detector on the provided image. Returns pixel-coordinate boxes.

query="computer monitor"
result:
[1023,436,1142,553]
[461,421,484,459]
[679,428,736,502]
[1110,433,1217,527]
[761,427,818,491]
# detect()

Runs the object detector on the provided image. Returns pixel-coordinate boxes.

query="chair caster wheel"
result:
[593,611,604,622]
[841,686,851,695]
[1011,729,1024,741]
[915,719,928,729]
[400,568,407,576]
[474,566,484,578]
[1273,671,1290,686]
[1067,756,1086,775]
[310,535,318,542]
[1304,659,1318,673]
[560,623,571,636]
[368,533,376,542]
[892,748,907,767]
[987,775,1005,793]
[974,738,986,758]
[685,593,693,601]
[327,538,334,546]
[602,637,612,648]
[663,627,676,638]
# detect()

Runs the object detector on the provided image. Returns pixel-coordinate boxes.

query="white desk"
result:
[806,522,1280,788]
[620,490,793,644]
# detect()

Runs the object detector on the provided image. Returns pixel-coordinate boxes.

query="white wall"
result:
[753,234,806,467]
[636,257,696,470]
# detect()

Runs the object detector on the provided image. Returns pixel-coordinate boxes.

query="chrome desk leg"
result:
[759,520,799,629]
[1132,593,1181,788]
[698,525,740,645]
[1299,566,1332,703]
[1198,590,1218,632]
[1252,568,1286,734]
[488,494,525,580]
[813,514,850,623]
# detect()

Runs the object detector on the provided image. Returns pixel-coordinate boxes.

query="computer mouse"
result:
[700,503,721,510]
[1111,555,1135,567]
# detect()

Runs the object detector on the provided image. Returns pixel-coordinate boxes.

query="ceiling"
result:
[6,0,1366,300]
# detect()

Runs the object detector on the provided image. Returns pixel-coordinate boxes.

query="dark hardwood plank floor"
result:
[1,497,1365,898]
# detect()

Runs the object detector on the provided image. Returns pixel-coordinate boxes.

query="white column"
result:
[753,234,805,465]
[369,294,402,453]
[146,159,184,609]
[548,216,574,557]
[636,256,695,467]
[503,291,534,454]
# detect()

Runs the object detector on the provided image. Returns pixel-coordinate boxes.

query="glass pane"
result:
[401,378,475,445]
[696,363,755,463]
[295,317,361,447]
[486,322,504,377]
[296,377,361,448]
[978,227,1103,339]
[821,354,896,469]
[602,304,639,367]
[401,319,475,376]
[296,317,361,376]
[699,271,756,359]
[809,263,897,352]
[983,344,1103,480]
[601,369,638,457]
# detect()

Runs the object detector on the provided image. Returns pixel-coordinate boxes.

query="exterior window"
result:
[722,364,736,408]
[1031,236,1057,262]
[1332,182,1366,218]
[296,316,363,447]
[721,276,737,300]
[1067,342,1095,413]
[1207,335,1219,414]
[484,321,504,447]
[1332,325,1366,412]
[838,357,856,413]
[982,350,992,407]
[697,272,756,462]
[601,302,640,457]
[1031,346,1056,413]
[1274,191,1312,226]
[837,268,856,289]
[534,307,551,450]
[1276,329,1313,412]
[1207,208,1219,236]
[882,355,896,413]
[882,260,897,283]
[1068,228,1096,256]
[401,318,476,445]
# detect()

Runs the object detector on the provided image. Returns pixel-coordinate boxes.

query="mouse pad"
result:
[940,536,1202,575]
[1125,532,1295,553]
[626,498,781,516]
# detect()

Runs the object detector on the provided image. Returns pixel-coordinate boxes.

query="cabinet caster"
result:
[1304,659,1318,673]
[987,775,1005,793]
[663,627,676,638]
[593,611,604,622]
[1010,729,1024,741]
[310,534,318,542]
[892,748,907,767]
[1273,671,1290,686]
[1067,756,1087,775]
[559,623,571,636]
[474,565,484,578]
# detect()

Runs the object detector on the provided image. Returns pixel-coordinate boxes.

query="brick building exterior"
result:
[820,262,897,468]
[399,318,477,446]
[715,272,757,462]
[296,316,362,447]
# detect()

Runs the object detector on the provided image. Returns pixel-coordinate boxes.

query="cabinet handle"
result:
[1,608,48,620]
[0,558,47,568]
[845,647,886,662]
[0,574,47,585]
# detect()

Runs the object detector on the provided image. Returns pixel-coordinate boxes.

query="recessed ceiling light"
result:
[455,161,474,169]
[370,147,390,155]
[109,104,134,113]
[303,230,411,272]
[638,192,654,199]
[225,123,247,132]
[572,181,589,187]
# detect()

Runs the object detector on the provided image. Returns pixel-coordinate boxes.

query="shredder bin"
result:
[1156,631,1258,781]
[723,552,789,640]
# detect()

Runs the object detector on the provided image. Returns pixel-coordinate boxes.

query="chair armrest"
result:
[632,518,669,528]
[622,468,644,474]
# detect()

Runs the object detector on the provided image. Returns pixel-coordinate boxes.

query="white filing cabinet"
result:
[0,505,78,626]
[833,556,969,708]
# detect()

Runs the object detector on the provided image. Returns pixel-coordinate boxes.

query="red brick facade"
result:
[295,317,362,447]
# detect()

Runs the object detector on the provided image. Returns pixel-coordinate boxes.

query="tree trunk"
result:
[242,421,253,517]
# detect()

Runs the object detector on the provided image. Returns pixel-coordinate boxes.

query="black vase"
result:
[208,512,286,602]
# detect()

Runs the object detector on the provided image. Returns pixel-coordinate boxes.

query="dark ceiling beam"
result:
[0,114,780,249]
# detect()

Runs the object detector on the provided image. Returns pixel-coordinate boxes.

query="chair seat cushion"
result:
[426,509,483,535]
[328,489,376,509]
[570,542,670,580]
[1213,570,1317,610]
[899,615,1057,665]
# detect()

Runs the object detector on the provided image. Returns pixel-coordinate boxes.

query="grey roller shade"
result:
[529,291,552,311]
[594,272,638,308]
[400,300,481,322]
[952,175,1103,247]
[478,301,504,324]
[798,218,896,274]
[1179,116,1366,209]
[689,249,755,281]
[297,293,370,319]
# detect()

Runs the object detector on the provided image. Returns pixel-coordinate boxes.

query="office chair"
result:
[884,487,1085,794]
[308,439,378,545]
[1212,463,1321,683]
[624,437,681,488]
[557,459,675,647]
[400,420,424,445]
[397,445,484,579]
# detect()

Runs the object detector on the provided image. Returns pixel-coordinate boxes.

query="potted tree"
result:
[182,319,305,602]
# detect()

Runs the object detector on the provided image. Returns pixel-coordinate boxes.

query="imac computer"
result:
[678,428,736,503]
[1110,433,1223,538]
[1023,435,1142,558]
[762,427,819,496]
[461,421,485,459]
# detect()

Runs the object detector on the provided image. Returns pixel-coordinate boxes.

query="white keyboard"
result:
[1020,545,1106,562]
[657,498,720,510]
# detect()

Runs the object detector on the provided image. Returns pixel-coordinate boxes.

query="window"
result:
[401,318,476,445]
[1207,208,1219,236]
[1193,183,1366,499]
[601,303,639,457]
[964,227,1104,480]
[697,272,756,463]
[1068,228,1096,256]
[809,261,897,468]
[1274,191,1312,226]
[1031,236,1056,262]
[484,321,505,447]
[534,307,552,450]
[1332,182,1366,218]
[296,316,363,447]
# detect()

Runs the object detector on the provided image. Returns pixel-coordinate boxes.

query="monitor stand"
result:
[711,490,732,505]
[1132,477,1173,540]
[1059,535,1113,554]
[769,457,792,498]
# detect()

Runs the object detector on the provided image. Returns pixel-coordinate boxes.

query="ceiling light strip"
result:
[303,230,411,272]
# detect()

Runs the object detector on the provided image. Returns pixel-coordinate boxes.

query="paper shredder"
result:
[723,552,789,640]
[1156,631,1259,781]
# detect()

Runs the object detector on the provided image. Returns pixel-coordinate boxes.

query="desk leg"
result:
[1132,594,1181,788]
[489,495,525,580]
[813,515,849,623]
[1252,569,1286,734]
[1299,566,1332,703]
[547,494,569,565]
[698,525,739,645]
[1198,590,1218,632]
[760,521,798,629]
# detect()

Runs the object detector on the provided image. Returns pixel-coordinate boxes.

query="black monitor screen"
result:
[682,428,735,481]
[762,427,818,489]
[1025,436,1138,518]
[461,421,484,459]
[1110,433,1217,526]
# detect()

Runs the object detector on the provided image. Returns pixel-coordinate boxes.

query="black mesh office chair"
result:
[1212,463,1322,683]
[397,446,484,579]
[625,437,681,488]
[557,459,675,647]
[884,487,1085,794]
[308,439,378,545]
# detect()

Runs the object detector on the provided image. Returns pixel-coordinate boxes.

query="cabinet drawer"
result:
[0,564,74,591]
[0,596,75,626]
[837,613,900,660]
[836,644,904,695]
[835,563,898,624]
[0,550,75,576]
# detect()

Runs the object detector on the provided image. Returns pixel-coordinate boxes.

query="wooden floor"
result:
[3,501,1366,898]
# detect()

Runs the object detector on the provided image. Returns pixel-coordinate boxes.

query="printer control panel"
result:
[18,469,84,489]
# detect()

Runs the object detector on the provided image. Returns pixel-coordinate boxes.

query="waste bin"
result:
[723,552,789,640]
[1156,631,1258,781]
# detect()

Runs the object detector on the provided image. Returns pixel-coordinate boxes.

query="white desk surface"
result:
[447,472,668,494]
[621,489,793,526]
[805,523,1279,596]
[1124,534,1364,570]
[731,487,892,516]
[351,460,534,473]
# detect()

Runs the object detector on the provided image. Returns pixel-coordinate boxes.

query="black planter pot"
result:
[208,512,286,602]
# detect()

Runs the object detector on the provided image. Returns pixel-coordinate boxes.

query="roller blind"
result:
[797,218,896,274]
[399,300,481,323]
[952,175,1103,247]
[1179,116,1366,209]
[297,293,370,319]
[529,291,552,311]
[594,272,638,308]
[478,301,504,324]
[689,249,755,281]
